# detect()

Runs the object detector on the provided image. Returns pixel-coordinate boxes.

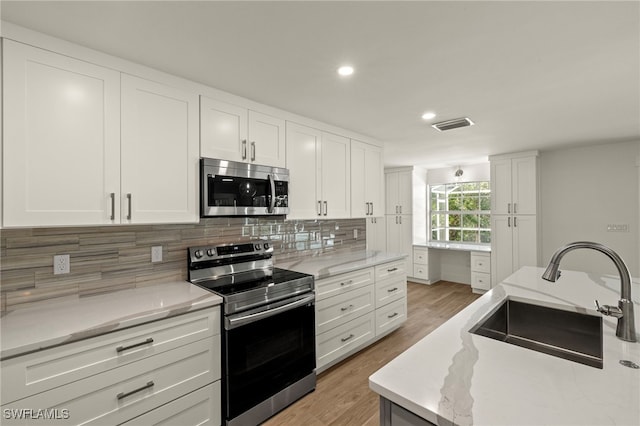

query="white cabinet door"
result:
[491,215,514,286]
[512,215,538,271]
[351,140,383,218]
[512,156,538,215]
[490,158,512,215]
[366,217,387,251]
[286,122,322,219]
[2,40,121,226]
[199,96,247,162]
[121,74,199,224]
[321,132,350,218]
[248,110,285,168]
[397,171,413,214]
[385,173,398,214]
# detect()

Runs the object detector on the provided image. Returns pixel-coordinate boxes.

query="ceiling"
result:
[1,1,639,169]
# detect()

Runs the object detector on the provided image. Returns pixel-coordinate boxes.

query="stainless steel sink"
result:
[470,299,603,368]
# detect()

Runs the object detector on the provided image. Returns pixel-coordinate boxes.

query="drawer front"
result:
[471,252,491,273]
[316,311,375,370]
[412,264,428,280]
[316,285,375,334]
[1,307,220,405]
[413,247,428,265]
[471,272,491,290]
[375,277,407,308]
[123,382,221,426]
[375,260,406,281]
[1,337,220,426]
[375,298,407,336]
[315,268,374,301]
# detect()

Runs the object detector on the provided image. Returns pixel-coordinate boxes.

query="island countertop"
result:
[0,281,222,360]
[369,266,640,426]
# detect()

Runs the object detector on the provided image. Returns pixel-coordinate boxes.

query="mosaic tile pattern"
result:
[0,218,366,312]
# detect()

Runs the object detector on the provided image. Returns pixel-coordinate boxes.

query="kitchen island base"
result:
[380,397,435,426]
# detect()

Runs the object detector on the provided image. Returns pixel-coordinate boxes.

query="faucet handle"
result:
[595,300,624,318]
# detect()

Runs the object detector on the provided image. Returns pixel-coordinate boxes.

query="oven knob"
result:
[263,243,270,250]
[254,244,261,251]
[194,250,204,259]
[206,249,215,257]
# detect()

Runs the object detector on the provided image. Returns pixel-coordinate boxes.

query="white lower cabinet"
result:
[315,259,407,373]
[471,251,492,293]
[0,308,222,426]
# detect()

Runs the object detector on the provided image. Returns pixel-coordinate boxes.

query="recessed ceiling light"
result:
[421,112,436,120]
[337,65,354,76]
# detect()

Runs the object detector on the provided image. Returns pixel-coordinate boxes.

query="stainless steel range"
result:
[187,241,316,426]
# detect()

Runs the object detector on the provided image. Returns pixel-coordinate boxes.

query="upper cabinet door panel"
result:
[248,110,285,168]
[285,122,322,219]
[199,96,247,162]
[490,158,512,215]
[364,144,383,216]
[121,74,199,224]
[321,132,350,219]
[350,141,367,217]
[512,156,538,215]
[2,40,121,227]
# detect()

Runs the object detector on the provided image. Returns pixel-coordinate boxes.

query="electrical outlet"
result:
[353,229,358,239]
[53,255,70,275]
[151,246,163,263]
[607,224,629,232]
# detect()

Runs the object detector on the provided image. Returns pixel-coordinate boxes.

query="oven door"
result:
[223,293,315,421]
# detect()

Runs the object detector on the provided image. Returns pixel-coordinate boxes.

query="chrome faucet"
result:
[542,241,637,342]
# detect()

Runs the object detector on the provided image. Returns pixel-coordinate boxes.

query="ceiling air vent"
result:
[432,117,474,132]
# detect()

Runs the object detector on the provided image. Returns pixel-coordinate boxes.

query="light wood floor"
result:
[263,281,481,426]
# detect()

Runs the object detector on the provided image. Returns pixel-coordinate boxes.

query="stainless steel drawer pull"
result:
[241,140,247,159]
[250,141,256,161]
[341,334,355,342]
[387,312,399,319]
[116,337,154,353]
[109,192,115,220]
[126,193,132,220]
[340,280,354,286]
[116,381,154,400]
[317,200,322,216]
[340,304,354,312]
[508,203,511,214]
[387,287,399,293]
[323,201,328,216]
[387,267,398,272]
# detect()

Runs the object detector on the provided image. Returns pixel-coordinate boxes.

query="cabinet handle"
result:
[341,334,355,342]
[508,217,511,227]
[317,201,322,216]
[513,203,517,214]
[387,312,399,319]
[399,205,402,214]
[387,287,399,293]
[395,216,398,224]
[514,217,518,227]
[109,192,115,220]
[507,203,511,214]
[395,205,399,214]
[387,267,398,272]
[241,140,247,160]
[399,216,402,225]
[340,280,354,286]
[371,202,374,215]
[323,201,328,216]
[126,193,132,220]
[250,141,256,161]
[340,304,354,312]
[116,381,155,400]
[116,337,154,353]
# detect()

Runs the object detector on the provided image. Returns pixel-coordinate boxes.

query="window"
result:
[430,181,491,244]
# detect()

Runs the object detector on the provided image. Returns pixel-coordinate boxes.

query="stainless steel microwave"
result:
[200,158,289,217]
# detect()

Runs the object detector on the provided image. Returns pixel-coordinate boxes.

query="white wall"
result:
[540,140,640,277]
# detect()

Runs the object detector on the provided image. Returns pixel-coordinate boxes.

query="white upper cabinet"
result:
[286,122,350,219]
[121,74,199,224]
[200,96,285,168]
[2,40,121,227]
[490,154,538,215]
[385,170,412,215]
[351,140,383,217]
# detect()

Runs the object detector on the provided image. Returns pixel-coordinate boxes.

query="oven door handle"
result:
[225,293,315,330]
[267,174,276,213]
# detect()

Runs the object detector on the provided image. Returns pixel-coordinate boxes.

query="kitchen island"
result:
[369,266,640,425]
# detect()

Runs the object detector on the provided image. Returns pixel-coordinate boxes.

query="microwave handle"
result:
[267,174,276,213]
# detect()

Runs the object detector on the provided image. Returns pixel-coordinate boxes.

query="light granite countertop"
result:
[369,266,640,425]
[276,250,408,279]
[0,281,222,360]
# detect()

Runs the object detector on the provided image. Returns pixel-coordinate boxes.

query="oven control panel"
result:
[188,241,273,263]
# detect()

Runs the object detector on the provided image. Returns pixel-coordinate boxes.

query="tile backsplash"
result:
[0,218,366,313]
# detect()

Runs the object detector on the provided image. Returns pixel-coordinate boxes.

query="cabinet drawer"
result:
[471,272,491,291]
[413,247,428,265]
[315,268,374,301]
[375,277,406,308]
[316,285,375,334]
[1,337,220,426]
[1,308,220,405]
[412,264,428,280]
[123,382,221,426]
[375,260,406,281]
[316,312,375,370]
[375,298,407,336]
[471,252,491,273]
